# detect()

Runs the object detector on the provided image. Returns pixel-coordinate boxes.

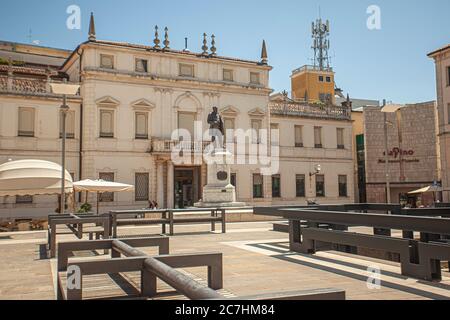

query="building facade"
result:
[364,102,439,206]
[0,16,355,219]
[269,93,354,205]
[428,44,450,202]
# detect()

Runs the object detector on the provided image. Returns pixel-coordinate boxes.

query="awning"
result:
[408,185,442,195]
[0,159,73,197]
[73,179,134,193]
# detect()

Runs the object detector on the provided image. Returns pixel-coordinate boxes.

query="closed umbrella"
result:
[73,179,134,214]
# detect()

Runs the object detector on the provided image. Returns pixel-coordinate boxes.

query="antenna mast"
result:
[311,18,331,70]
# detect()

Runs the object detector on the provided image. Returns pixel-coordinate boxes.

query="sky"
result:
[0,0,449,104]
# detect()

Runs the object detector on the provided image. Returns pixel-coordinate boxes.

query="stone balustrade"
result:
[269,100,351,120]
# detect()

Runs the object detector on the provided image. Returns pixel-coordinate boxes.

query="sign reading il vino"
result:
[378,147,419,164]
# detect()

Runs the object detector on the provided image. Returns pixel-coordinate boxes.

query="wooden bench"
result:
[47,214,111,258]
[110,208,226,237]
[254,206,450,281]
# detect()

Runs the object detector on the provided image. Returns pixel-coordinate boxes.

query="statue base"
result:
[194,184,246,208]
[194,147,245,208]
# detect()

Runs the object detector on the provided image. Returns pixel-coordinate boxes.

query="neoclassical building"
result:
[0,15,354,219]
[429,44,450,202]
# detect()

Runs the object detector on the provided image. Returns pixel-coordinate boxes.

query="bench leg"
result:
[221,209,226,233]
[169,211,174,236]
[211,210,216,232]
[141,269,157,297]
[208,263,223,290]
[50,226,56,258]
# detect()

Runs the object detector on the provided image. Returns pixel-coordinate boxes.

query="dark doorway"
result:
[174,167,201,208]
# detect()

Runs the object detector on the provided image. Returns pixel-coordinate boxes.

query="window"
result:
[294,125,303,147]
[223,69,234,82]
[253,174,263,198]
[316,174,325,197]
[272,175,281,198]
[100,110,114,138]
[314,126,322,148]
[60,111,75,139]
[135,58,148,73]
[135,112,148,139]
[100,54,114,69]
[179,63,194,77]
[18,107,35,137]
[447,66,450,86]
[326,76,331,83]
[250,72,260,85]
[99,172,114,202]
[251,119,262,144]
[448,104,450,124]
[339,175,348,197]
[337,128,345,149]
[270,123,279,146]
[135,173,149,201]
[16,195,32,204]
[319,93,332,103]
[230,173,237,188]
[224,118,235,143]
[296,174,305,197]
[319,75,324,82]
[178,112,195,140]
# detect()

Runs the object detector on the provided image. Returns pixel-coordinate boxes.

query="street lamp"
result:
[308,164,322,205]
[50,81,80,214]
[381,101,403,204]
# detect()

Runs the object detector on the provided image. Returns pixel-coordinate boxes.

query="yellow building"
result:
[291,66,335,104]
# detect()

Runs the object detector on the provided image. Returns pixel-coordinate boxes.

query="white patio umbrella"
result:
[408,185,442,194]
[0,159,73,197]
[73,179,134,214]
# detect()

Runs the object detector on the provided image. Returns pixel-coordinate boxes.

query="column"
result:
[156,160,164,208]
[167,161,174,208]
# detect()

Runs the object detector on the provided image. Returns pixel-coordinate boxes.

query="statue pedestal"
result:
[194,148,245,208]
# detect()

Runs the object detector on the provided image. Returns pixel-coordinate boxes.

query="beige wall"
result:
[364,103,439,203]
[270,115,354,204]
[0,95,81,217]
[430,46,450,201]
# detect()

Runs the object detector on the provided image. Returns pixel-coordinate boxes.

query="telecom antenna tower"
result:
[311,18,331,70]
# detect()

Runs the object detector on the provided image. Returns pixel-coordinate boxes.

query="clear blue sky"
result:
[1,0,449,104]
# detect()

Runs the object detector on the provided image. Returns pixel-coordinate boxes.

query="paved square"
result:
[0,221,449,300]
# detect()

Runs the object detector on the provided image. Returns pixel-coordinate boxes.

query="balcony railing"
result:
[292,65,333,75]
[269,101,351,120]
[0,75,80,97]
[151,139,212,153]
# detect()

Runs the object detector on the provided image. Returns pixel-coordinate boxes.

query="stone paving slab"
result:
[0,221,449,300]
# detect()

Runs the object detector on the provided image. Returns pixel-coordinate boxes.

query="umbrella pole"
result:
[97,192,100,215]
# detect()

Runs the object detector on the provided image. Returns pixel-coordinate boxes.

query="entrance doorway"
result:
[174,167,201,208]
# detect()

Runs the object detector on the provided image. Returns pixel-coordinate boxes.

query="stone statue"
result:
[207,106,224,146]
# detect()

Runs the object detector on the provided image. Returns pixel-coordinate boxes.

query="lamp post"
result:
[308,164,321,204]
[50,81,80,214]
[381,101,403,204]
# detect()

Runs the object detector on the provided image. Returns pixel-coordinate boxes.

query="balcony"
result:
[150,139,212,154]
[0,70,80,98]
[269,100,351,120]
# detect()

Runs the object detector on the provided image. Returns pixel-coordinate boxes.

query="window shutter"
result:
[19,108,35,136]
[135,112,148,138]
[178,112,195,139]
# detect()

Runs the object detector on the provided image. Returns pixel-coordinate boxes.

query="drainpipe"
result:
[77,48,84,202]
